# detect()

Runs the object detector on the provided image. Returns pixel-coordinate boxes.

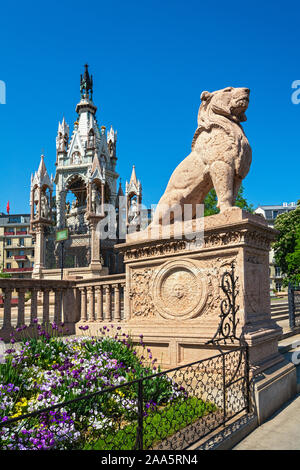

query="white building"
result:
[254,202,297,293]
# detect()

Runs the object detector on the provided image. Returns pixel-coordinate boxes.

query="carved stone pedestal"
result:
[116,208,296,422]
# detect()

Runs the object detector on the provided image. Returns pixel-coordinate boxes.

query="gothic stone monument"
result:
[116,87,296,423]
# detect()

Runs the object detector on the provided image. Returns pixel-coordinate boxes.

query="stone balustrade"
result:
[0,278,78,341]
[0,274,126,341]
[75,273,126,324]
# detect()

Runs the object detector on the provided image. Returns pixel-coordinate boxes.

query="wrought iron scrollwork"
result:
[206,261,250,408]
[207,261,241,346]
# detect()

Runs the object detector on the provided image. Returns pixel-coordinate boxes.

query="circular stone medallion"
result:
[152,259,207,320]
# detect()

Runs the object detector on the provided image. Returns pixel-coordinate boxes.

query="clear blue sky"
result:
[0,0,299,214]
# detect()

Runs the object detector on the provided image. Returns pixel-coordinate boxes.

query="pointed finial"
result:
[130,165,138,185]
[80,64,93,100]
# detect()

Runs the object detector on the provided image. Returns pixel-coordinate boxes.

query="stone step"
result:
[271,301,289,306]
[271,305,289,311]
[271,305,289,310]
[272,314,289,322]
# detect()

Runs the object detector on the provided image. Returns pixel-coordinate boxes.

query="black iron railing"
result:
[0,345,249,451]
[288,283,300,329]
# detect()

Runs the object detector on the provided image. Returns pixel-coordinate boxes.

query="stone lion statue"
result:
[151,86,252,225]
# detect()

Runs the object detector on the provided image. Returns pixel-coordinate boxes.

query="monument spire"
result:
[76,64,97,117]
[80,63,93,101]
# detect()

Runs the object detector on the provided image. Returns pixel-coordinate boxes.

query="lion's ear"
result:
[200,91,212,102]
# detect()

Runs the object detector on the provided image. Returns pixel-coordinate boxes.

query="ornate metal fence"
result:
[0,346,249,450]
[288,283,300,329]
[45,228,91,270]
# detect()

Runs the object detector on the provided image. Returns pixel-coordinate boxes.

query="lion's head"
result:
[192,86,250,149]
[199,86,250,124]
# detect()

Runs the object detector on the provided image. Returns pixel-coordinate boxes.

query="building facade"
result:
[0,213,34,278]
[254,202,297,293]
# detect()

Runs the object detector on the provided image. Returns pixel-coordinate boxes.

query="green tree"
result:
[273,202,300,286]
[0,271,11,278]
[204,184,254,216]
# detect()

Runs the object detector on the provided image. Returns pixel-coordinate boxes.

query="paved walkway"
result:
[233,330,300,450]
[234,393,300,450]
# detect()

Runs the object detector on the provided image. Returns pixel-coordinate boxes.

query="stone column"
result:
[80,287,88,322]
[3,288,12,329]
[89,219,102,274]
[95,285,103,321]
[42,288,50,324]
[87,286,95,322]
[54,288,62,324]
[104,285,111,322]
[16,288,26,328]
[120,283,125,321]
[30,287,38,325]
[113,284,121,322]
[32,224,45,279]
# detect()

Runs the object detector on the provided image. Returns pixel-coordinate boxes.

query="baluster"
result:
[30,287,38,325]
[42,288,50,324]
[104,285,111,322]
[80,287,88,322]
[16,288,26,327]
[54,288,62,324]
[87,286,95,322]
[113,284,121,322]
[96,285,103,321]
[121,283,126,320]
[3,287,13,329]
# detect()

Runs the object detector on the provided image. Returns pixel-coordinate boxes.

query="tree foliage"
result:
[204,184,254,217]
[273,202,300,286]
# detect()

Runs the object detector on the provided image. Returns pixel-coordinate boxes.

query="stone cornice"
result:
[116,219,277,262]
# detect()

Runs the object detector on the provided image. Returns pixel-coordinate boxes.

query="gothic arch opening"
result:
[64,175,88,232]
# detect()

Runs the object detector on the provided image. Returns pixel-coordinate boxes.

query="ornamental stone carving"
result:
[129,268,155,318]
[151,259,208,320]
[127,256,239,321]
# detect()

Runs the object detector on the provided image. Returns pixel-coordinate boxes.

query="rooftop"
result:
[0,214,31,226]
[255,203,297,210]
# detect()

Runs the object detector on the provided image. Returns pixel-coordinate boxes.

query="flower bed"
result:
[0,324,216,450]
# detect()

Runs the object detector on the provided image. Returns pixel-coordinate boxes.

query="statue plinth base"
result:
[115,208,297,423]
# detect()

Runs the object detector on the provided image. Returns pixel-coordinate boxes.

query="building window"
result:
[31,250,34,257]
[265,210,272,219]
[7,251,12,258]
[8,216,21,223]
[6,239,11,246]
[19,250,25,256]
[6,263,11,269]
[275,266,281,277]
[19,238,25,246]
[276,282,282,292]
